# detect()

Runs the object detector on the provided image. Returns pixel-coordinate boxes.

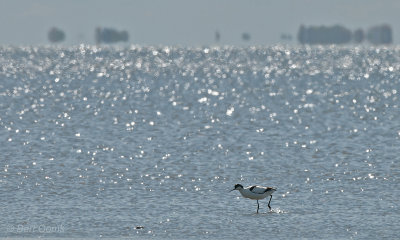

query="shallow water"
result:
[0,45,399,239]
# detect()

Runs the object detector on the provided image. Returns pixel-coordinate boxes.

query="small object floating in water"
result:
[230,184,276,213]
[135,226,144,229]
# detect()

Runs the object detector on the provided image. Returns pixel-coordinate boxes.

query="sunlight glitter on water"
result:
[0,45,399,239]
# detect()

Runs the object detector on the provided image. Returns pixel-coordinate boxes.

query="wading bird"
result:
[230,184,276,213]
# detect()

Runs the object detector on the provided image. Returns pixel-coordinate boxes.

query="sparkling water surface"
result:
[0,45,399,239]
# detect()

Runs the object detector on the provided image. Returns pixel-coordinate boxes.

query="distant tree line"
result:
[48,27,66,43]
[48,27,129,44]
[298,24,392,45]
[95,27,129,44]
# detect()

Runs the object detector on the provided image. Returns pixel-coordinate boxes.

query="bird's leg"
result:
[257,200,259,213]
[268,195,273,211]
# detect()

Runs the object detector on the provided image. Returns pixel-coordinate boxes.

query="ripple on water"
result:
[0,45,399,239]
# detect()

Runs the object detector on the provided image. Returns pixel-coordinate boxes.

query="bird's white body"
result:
[237,185,276,200]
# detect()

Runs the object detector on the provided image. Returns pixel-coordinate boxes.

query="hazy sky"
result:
[1,0,400,46]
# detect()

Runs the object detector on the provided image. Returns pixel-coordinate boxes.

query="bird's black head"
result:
[230,184,244,192]
[234,184,243,190]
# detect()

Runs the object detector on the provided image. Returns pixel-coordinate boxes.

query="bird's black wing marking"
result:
[249,185,257,192]
[264,187,276,193]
